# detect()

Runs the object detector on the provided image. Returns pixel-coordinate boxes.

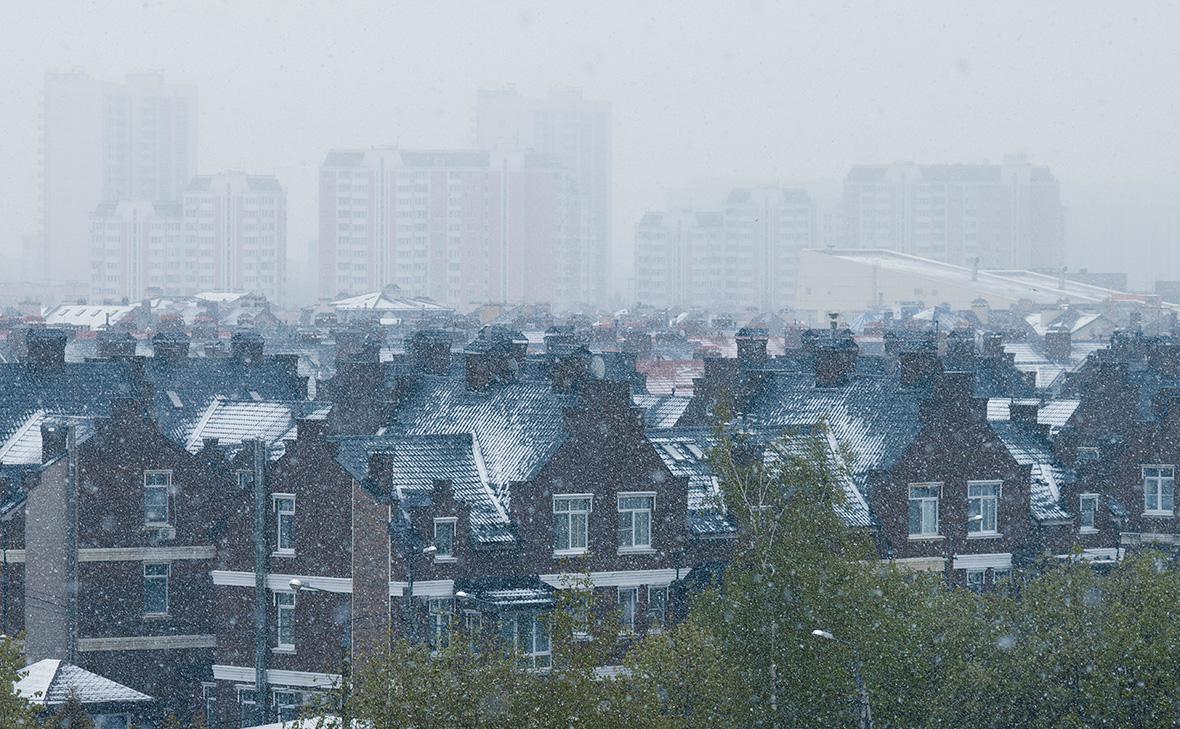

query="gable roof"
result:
[331,432,513,544]
[990,420,1074,522]
[177,397,330,459]
[17,660,152,705]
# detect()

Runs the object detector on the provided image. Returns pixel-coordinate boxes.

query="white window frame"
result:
[647,585,669,631]
[967,480,1002,536]
[503,614,551,670]
[1143,465,1175,516]
[618,586,639,634]
[237,687,257,729]
[1079,493,1099,533]
[617,492,655,552]
[428,598,453,652]
[433,517,458,562]
[553,494,592,556]
[275,591,295,650]
[201,682,216,729]
[907,482,941,539]
[272,689,302,722]
[966,569,986,591]
[144,470,173,527]
[143,562,170,616]
[273,494,295,555]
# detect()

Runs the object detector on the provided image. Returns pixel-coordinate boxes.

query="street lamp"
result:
[810,628,872,729]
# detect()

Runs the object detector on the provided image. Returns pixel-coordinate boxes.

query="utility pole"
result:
[65,424,78,664]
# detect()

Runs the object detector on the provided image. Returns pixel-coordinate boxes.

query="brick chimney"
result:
[40,420,69,462]
[981,332,1004,359]
[1044,326,1072,363]
[152,331,190,362]
[921,371,983,423]
[899,338,943,387]
[97,330,136,359]
[25,328,67,368]
[366,450,396,493]
[543,325,577,355]
[408,329,453,375]
[945,330,976,366]
[1009,401,1040,424]
[735,327,769,369]
[815,330,859,387]
[334,328,381,366]
[464,327,524,391]
[230,331,265,365]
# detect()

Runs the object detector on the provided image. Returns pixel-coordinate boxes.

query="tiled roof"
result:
[17,660,152,705]
[986,398,1080,433]
[178,398,330,459]
[740,373,924,475]
[990,420,1074,522]
[455,576,555,607]
[388,376,575,494]
[331,433,513,544]
[636,359,704,396]
[0,412,97,465]
[0,360,143,450]
[632,394,691,429]
[143,356,306,439]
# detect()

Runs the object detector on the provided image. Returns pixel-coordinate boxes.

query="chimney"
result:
[815,329,859,387]
[1149,343,1180,376]
[899,347,943,387]
[981,332,1004,359]
[231,331,265,365]
[296,416,327,441]
[152,331,190,362]
[25,328,67,368]
[366,451,395,492]
[972,298,990,326]
[464,327,522,391]
[735,326,769,369]
[1044,326,1072,363]
[621,329,653,360]
[334,328,381,366]
[920,371,983,423]
[97,331,136,359]
[945,330,976,366]
[40,420,69,462]
[1009,401,1040,425]
[408,329,453,375]
[543,325,577,355]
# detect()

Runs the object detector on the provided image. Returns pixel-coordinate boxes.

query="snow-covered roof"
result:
[16,659,152,705]
[331,291,452,313]
[41,304,138,330]
[0,412,97,465]
[180,397,330,459]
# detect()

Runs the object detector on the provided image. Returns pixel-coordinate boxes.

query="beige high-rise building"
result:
[41,72,197,288]
[842,156,1064,271]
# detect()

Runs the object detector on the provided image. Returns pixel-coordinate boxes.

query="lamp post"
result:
[811,629,872,729]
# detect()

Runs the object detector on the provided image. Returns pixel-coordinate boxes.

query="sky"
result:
[2,0,1179,291]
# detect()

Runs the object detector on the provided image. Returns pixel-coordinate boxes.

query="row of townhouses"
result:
[1,323,1176,727]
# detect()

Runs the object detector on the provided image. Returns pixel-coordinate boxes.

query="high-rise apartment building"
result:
[476,88,612,309]
[41,72,197,287]
[90,173,285,303]
[318,148,559,310]
[634,187,815,311]
[842,156,1064,270]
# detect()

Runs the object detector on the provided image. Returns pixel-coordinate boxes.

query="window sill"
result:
[1079,527,1099,535]
[966,532,1002,540]
[433,556,458,564]
[1143,511,1174,518]
[272,646,295,655]
[552,549,588,559]
[143,613,169,620]
[907,534,944,542]
[616,547,657,556]
[271,551,296,558]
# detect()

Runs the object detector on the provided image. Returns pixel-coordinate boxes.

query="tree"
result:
[0,635,40,728]
[47,692,93,729]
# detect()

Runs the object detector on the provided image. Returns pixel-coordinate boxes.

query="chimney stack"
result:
[408,329,453,375]
[152,331,191,362]
[735,326,769,369]
[231,331,265,365]
[815,327,859,387]
[1044,326,1072,363]
[97,331,136,359]
[25,328,68,368]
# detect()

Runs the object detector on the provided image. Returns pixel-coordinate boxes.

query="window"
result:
[501,615,551,670]
[647,586,668,630]
[1079,494,1099,532]
[993,568,1011,583]
[553,495,592,554]
[618,587,639,633]
[967,481,1001,535]
[433,518,457,559]
[1143,466,1175,514]
[966,569,985,592]
[238,688,257,728]
[275,592,295,649]
[236,470,254,490]
[144,470,172,526]
[273,690,301,722]
[908,483,940,537]
[617,493,654,550]
[202,684,216,729]
[144,563,170,615]
[273,495,295,554]
[428,598,453,651]
[463,610,482,635]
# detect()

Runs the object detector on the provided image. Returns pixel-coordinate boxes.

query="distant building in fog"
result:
[42,72,197,287]
[90,173,286,302]
[318,148,560,311]
[476,88,612,309]
[634,186,815,311]
[842,156,1063,271]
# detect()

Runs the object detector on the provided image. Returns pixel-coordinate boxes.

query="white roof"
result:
[331,291,451,313]
[42,304,138,330]
[16,659,152,705]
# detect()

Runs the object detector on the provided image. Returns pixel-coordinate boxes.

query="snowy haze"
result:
[2,0,1180,295]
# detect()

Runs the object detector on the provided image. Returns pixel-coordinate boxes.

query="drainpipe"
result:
[66,425,78,663]
[251,439,270,724]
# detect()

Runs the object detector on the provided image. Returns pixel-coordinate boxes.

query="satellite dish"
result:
[591,355,606,380]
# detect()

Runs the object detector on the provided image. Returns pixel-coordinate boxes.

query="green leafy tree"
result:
[0,635,40,728]
[47,691,93,729]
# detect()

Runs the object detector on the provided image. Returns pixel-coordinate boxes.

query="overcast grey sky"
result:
[3,1,1179,286]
